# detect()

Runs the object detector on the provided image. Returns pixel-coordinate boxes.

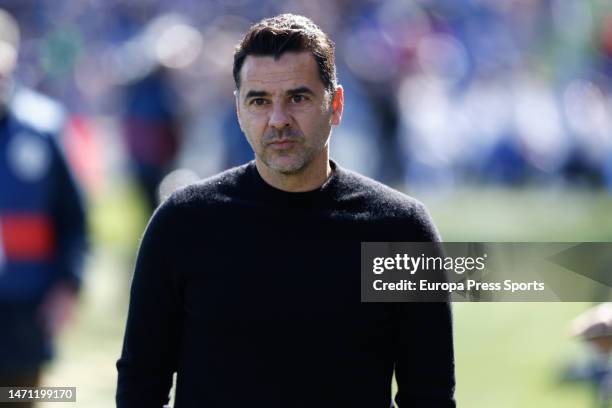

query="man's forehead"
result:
[240,51,323,92]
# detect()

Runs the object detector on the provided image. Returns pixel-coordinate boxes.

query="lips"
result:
[268,139,296,150]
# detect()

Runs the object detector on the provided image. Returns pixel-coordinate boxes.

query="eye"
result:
[291,94,306,103]
[250,98,268,106]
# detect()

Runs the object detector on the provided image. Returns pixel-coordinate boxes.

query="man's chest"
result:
[171,227,393,348]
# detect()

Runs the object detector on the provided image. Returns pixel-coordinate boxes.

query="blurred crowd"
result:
[2,0,612,196]
[1,1,611,405]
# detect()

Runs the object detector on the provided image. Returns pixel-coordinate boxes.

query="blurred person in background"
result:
[571,303,612,408]
[121,64,181,213]
[117,14,193,214]
[116,13,455,408]
[0,8,87,404]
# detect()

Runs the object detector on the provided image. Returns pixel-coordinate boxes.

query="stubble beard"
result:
[259,128,315,175]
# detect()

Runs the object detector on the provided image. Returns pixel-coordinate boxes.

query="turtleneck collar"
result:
[245,159,342,207]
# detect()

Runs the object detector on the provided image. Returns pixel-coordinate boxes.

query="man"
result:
[117,14,455,408]
[0,8,87,405]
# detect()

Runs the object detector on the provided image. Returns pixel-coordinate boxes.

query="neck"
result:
[255,151,332,192]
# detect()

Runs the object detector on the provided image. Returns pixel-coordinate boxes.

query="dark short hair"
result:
[233,14,337,92]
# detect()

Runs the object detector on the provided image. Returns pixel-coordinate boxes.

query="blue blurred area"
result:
[2,0,612,192]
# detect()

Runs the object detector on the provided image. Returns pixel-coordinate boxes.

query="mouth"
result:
[268,139,297,150]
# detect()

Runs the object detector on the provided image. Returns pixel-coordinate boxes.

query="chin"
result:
[266,156,308,175]
[271,163,305,175]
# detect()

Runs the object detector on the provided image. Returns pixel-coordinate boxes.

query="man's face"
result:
[236,51,343,175]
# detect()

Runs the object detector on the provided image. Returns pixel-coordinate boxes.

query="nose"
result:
[268,102,291,129]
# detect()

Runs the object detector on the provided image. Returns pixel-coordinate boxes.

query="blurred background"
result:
[0,0,611,406]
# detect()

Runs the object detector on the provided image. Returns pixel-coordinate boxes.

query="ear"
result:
[234,89,243,130]
[330,85,344,126]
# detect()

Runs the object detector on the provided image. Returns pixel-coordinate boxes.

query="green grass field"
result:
[39,185,611,407]
[424,187,611,407]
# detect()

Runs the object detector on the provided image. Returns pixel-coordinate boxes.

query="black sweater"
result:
[116,160,455,408]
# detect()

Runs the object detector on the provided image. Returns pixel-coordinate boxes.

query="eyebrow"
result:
[243,86,316,100]
[287,86,315,97]
[244,90,269,99]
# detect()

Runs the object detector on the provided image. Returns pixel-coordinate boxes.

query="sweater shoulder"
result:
[335,168,440,241]
[337,168,425,215]
[165,163,250,209]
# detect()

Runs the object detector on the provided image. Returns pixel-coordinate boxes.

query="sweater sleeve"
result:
[393,302,456,407]
[116,199,182,407]
[393,202,456,407]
